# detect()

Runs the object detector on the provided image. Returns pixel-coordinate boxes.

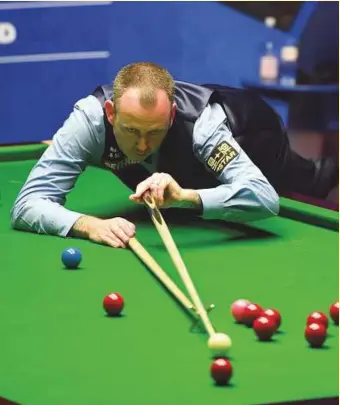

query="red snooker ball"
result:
[253,316,277,341]
[243,303,263,327]
[231,299,251,323]
[210,358,233,385]
[261,308,281,329]
[103,292,124,316]
[305,322,327,348]
[307,311,328,329]
[329,302,339,325]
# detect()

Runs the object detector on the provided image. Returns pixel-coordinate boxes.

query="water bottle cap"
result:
[265,16,276,28]
[266,42,273,50]
[281,46,299,61]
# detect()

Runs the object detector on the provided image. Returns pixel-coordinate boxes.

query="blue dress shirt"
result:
[11,95,279,236]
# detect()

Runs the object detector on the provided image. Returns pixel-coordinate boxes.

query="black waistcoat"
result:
[92,81,289,191]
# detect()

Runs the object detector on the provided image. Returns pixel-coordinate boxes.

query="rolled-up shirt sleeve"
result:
[193,103,280,222]
[10,96,104,236]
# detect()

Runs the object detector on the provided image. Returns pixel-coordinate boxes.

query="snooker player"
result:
[11,62,337,248]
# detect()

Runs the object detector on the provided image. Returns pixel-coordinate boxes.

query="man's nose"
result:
[136,137,148,153]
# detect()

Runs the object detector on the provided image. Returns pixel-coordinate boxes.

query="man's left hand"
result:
[129,172,201,210]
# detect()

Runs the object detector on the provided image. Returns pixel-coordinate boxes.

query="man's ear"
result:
[170,103,177,127]
[104,100,115,125]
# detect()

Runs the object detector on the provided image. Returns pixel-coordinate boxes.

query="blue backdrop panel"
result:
[1,60,108,142]
[0,4,109,55]
[178,2,287,85]
[106,2,184,79]
[106,1,288,86]
[0,1,337,144]
[0,2,111,144]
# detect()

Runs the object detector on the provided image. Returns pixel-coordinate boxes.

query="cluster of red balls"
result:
[231,299,339,347]
[102,293,338,387]
[210,299,280,386]
[305,302,339,348]
[231,299,281,340]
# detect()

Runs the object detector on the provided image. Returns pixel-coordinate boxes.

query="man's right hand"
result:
[71,216,136,248]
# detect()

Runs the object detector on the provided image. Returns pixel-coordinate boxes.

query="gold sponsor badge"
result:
[206,141,239,174]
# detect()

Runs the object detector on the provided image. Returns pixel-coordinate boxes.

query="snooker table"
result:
[0,144,338,405]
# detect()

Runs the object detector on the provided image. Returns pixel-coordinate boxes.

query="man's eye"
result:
[126,128,137,133]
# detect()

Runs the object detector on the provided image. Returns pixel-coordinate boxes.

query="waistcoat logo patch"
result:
[104,147,139,171]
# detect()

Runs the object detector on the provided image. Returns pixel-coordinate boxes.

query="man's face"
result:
[105,88,176,162]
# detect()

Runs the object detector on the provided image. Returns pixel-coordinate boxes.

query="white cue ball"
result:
[207,333,232,357]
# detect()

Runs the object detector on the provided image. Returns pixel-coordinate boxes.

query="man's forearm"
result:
[197,179,280,222]
[177,189,203,213]
[69,215,102,238]
[11,198,84,237]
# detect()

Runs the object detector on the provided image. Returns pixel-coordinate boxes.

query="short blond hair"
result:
[113,62,175,110]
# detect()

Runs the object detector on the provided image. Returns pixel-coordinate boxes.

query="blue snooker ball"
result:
[61,248,82,269]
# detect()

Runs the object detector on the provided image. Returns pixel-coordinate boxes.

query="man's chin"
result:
[128,153,150,162]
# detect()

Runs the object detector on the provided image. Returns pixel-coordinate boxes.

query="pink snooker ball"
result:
[231,299,251,323]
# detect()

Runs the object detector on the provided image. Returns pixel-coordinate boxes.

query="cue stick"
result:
[143,195,216,337]
[128,237,197,317]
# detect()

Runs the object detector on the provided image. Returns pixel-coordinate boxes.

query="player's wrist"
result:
[177,189,202,212]
[71,215,101,239]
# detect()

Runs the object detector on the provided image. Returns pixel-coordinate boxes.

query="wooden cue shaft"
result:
[143,197,215,337]
[128,237,197,317]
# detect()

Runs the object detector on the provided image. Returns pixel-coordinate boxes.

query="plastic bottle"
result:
[259,16,279,84]
[279,37,299,86]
